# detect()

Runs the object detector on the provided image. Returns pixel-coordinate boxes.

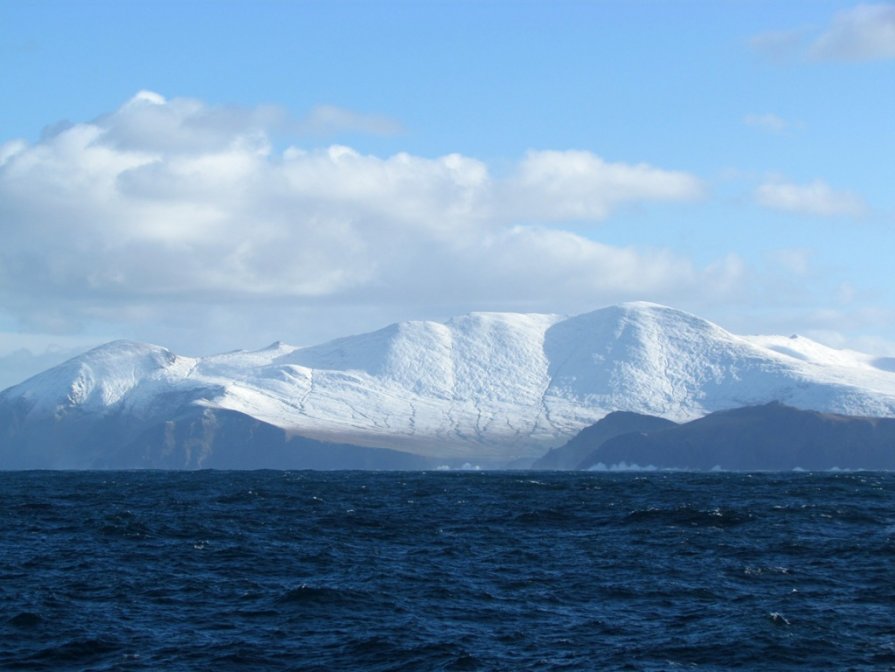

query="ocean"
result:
[1,470,893,671]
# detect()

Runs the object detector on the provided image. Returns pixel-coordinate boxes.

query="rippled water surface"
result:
[1,470,894,670]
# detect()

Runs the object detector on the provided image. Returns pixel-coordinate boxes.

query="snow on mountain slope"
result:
[201,312,565,456]
[540,304,895,425]
[743,334,895,394]
[4,302,895,464]
[5,340,198,418]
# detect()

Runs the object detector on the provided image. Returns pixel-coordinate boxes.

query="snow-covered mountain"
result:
[3,302,895,469]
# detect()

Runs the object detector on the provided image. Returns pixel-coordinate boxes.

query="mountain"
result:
[0,346,91,392]
[3,302,895,469]
[532,411,677,470]
[580,402,895,471]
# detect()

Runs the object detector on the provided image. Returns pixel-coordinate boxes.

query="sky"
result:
[0,1,893,388]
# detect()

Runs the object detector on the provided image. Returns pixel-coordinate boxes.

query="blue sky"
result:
[0,1,893,386]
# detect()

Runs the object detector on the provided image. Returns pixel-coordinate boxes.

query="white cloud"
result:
[298,105,403,136]
[744,113,788,133]
[92,91,402,153]
[505,150,703,221]
[810,3,895,61]
[0,92,722,351]
[755,179,867,217]
[750,3,895,62]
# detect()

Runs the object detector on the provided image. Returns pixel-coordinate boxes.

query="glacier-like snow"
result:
[4,302,895,464]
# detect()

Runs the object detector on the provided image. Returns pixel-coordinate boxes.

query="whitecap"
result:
[768,612,791,626]
[589,461,658,472]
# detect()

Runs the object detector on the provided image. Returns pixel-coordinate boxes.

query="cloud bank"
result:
[0,92,724,350]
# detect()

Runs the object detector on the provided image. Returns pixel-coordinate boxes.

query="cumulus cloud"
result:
[0,92,723,350]
[90,91,401,153]
[751,3,895,62]
[506,150,703,221]
[755,179,867,217]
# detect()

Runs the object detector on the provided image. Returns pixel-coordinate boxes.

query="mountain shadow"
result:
[533,411,677,470]
[0,404,434,470]
[578,402,895,471]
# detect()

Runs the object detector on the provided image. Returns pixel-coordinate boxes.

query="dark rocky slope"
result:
[0,401,433,470]
[532,411,676,469]
[577,402,895,471]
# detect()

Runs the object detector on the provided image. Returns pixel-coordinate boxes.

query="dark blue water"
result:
[1,471,894,671]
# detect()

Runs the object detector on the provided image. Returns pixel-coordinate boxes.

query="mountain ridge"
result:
[579,402,895,471]
[3,302,895,468]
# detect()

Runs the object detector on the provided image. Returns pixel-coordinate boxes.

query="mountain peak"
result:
[4,338,190,414]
